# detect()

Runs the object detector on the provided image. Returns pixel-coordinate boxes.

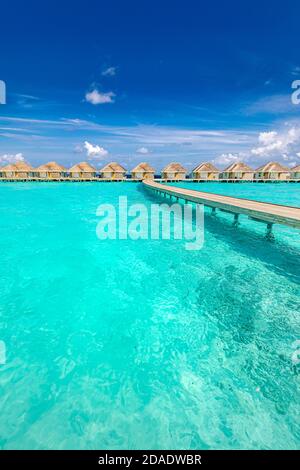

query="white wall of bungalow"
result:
[254,162,290,181]
[219,162,254,180]
[161,163,187,180]
[191,162,220,180]
[290,165,300,180]
[131,162,155,180]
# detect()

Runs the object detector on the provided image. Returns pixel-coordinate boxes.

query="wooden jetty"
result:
[143,180,300,235]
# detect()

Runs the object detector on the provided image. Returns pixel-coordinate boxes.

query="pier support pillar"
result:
[266,222,274,240]
[233,213,240,226]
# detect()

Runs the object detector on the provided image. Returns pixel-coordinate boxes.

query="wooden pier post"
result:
[266,222,274,240]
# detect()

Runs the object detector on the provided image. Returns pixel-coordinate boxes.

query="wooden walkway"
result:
[143,180,300,232]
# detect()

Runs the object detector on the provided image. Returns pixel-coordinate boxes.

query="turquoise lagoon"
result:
[0,182,299,449]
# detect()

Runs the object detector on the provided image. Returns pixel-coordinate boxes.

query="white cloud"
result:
[0,117,254,147]
[258,131,278,145]
[251,126,300,160]
[84,141,108,159]
[85,89,115,105]
[136,147,149,154]
[0,153,24,164]
[102,66,117,77]
[213,153,242,166]
[251,141,282,156]
[212,125,300,167]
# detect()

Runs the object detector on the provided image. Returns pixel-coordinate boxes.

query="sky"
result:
[0,0,300,171]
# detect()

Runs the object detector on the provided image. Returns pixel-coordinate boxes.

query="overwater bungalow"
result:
[254,161,290,181]
[131,162,155,180]
[0,164,17,178]
[192,162,220,180]
[68,162,96,179]
[290,164,300,180]
[161,162,187,180]
[14,161,34,179]
[34,161,66,179]
[100,162,127,180]
[220,162,254,180]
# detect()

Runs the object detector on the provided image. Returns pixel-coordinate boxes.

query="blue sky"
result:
[0,0,300,171]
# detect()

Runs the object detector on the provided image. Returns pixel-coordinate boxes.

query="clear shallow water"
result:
[0,182,299,450]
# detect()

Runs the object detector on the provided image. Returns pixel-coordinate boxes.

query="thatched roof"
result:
[69,162,96,172]
[36,161,66,171]
[162,162,187,173]
[223,162,253,172]
[14,161,33,171]
[291,164,300,171]
[1,161,33,173]
[131,162,155,173]
[193,162,219,173]
[100,162,127,172]
[1,164,17,171]
[255,161,290,172]
[35,164,48,172]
